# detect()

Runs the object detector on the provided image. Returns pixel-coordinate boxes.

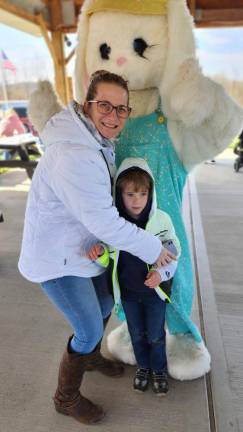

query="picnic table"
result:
[0,133,42,179]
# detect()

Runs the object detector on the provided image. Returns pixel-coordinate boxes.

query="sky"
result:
[0,22,243,85]
[196,27,243,80]
[0,24,77,85]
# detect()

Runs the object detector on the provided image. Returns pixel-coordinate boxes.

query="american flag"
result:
[1,50,16,73]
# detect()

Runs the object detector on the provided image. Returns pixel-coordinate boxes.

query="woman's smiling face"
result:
[84,82,129,139]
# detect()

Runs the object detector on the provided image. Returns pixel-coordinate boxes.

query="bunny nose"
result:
[117,56,127,66]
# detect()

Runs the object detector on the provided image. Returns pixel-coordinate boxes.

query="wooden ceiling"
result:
[1,0,243,36]
[188,0,243,27]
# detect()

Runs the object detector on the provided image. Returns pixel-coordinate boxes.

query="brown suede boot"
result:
[84,344,124,377]
[86,314,124,377]
[54,341,105,424]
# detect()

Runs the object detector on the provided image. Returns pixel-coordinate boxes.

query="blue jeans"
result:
[122,294,167,372]
[41,272,114,354]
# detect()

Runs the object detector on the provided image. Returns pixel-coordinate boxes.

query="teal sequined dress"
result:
[116,110,202,342]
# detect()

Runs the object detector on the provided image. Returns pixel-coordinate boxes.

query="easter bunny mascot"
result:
[29,0,243,380]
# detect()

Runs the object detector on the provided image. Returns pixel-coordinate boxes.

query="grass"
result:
[229,137,240,150]
[0,167,9,175]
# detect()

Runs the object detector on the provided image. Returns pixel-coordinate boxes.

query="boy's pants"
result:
[122,294,167,372]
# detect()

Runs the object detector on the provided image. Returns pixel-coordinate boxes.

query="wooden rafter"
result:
[51,30,69,104]
[1,1,243,31]
[195,0,243,9]
[195,7,243,27]
[36,14,58,68]
[36,11,69,104]
[41,0,79,32]
[188,0,243,27]
[65,48,76,65]
[0,0,50,29]
[49,0,63,31]
[188,0,196,18]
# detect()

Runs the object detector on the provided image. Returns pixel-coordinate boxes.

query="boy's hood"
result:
[114,157,157,217]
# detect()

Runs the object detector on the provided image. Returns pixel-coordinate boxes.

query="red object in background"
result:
[0,102,39,137]
[0,111,25,137]
[14,107,38,136]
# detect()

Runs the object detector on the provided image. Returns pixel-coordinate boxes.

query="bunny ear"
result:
[159,0,196,106]
[74,0,93,103]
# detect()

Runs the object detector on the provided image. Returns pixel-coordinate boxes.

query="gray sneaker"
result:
[152,371,169,396]
[133,368,150,393]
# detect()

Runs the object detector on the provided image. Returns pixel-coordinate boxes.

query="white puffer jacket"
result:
[18,103,162,283]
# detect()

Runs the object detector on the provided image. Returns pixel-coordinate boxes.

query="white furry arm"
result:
[166,59,215,127]
[28,81,63,134]
[166,59,243,170]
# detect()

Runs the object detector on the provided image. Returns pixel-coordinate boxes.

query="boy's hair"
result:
[116,168,153,192]
[85,70,129,103]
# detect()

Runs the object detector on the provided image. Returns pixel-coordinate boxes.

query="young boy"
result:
[88,158,181,396]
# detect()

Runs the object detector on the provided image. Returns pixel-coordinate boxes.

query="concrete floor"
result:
[194,150,243,432]
[0,149,241,432]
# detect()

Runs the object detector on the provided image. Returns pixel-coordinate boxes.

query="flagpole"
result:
[0,53,9,108]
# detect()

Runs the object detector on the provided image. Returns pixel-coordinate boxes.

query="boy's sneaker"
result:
[152,371,169,396]
[133,368,150,393]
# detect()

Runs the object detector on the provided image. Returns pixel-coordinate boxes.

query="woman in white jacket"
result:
[18,70,175,425]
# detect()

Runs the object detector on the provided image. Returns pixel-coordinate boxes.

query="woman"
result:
[18,70,175,425]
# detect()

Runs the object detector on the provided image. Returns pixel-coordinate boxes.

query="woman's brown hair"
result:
[85,70,129,104]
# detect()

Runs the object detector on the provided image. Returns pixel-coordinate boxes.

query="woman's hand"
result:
[144,271,161,289]
[154,248,177,267]
[86,244,104,261]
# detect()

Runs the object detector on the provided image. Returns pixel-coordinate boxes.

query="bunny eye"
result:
[133,38,148,58]
[99,43,111,60]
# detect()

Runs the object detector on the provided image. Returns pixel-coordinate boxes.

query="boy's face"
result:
[121,182,149,219]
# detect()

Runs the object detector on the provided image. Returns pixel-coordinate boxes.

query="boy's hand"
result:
[86,244,104,261]
[155,248,176,267]
[144,271,161,289]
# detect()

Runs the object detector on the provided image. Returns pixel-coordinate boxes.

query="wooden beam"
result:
[49,0,63,31]
[43,1,78,32]
[187,0,196,18]
[195,0,243,9]
[195,8,243,27]
[65,48,75,65]
[60,24,78,33]
[196,20,243,28]
[0,0,38,25]
[67,76,73,101]
[0,0,49,28]
[51,31,69,104]
[37,13,69,104]
[37,14,58,69]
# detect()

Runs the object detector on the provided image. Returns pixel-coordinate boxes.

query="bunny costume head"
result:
[75,0,196,116]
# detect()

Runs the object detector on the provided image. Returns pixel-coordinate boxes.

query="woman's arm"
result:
[51,148,162,265]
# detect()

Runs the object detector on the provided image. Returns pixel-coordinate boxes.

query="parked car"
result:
[0,100,38,136]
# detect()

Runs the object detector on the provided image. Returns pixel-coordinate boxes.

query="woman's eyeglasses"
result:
[88,100,132,119]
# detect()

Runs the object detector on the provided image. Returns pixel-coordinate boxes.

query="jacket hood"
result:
[114,157,157,218]
[40,102,102,151]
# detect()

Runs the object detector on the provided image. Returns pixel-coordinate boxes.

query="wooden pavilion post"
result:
[51,30,69,104]
[37,10,69,105]
[48,0,69,104]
